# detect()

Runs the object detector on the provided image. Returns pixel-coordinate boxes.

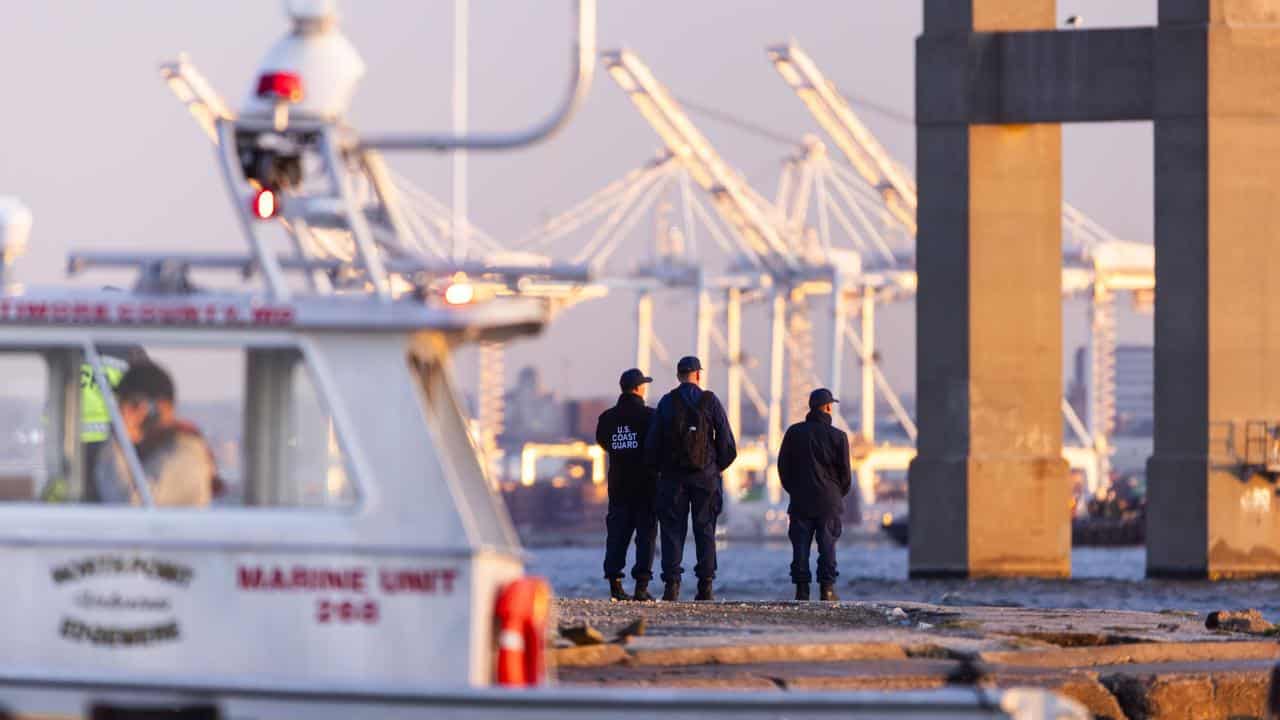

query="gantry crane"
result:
[768,41,1156,494]
[602,50,873,513]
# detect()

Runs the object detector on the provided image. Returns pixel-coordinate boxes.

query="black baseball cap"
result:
[677,356,702,374]
[808,388,839,410]
[116,362,176,403]
[619,368,653,391]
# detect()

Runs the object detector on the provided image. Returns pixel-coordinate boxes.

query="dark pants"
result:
[658,481,721,582]
[603,496,657,581]
[788,514,842,584]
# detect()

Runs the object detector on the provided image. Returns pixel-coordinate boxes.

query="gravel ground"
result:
[555,598,891,639]
[553,598,1232,645]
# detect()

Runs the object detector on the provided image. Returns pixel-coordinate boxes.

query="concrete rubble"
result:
[552,599,1280,720]
[1204,609,1275,636]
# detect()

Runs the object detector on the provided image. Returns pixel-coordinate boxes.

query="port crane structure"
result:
[518,42,1153,534]
[144,0,1153,534]
[519,49,923,533]
[766,42,1156,495]
[515,43,1155,534]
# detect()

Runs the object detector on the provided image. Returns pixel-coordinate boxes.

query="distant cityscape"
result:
[1067,344,1153,477]
[483,365,917,458]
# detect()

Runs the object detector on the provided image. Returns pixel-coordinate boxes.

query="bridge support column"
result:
[909,0,1069,578]
[1148,1,1280,578]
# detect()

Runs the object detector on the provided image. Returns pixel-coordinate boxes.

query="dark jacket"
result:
[596,393,658,503]
[643,382,737,491]
[778,410,852,518]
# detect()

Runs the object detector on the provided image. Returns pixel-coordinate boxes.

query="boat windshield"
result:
[0,341,356,510]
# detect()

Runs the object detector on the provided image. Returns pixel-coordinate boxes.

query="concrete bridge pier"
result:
[1148,0,1280,579]
[909,1,1070,578]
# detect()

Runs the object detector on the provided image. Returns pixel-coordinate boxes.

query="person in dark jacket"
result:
[643,356,737,602]
[778,388,852,601]
[595,368,659,601]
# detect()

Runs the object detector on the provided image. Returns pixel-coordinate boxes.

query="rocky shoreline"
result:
[552,598,1280,719]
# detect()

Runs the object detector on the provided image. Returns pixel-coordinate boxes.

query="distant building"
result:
[739,398,766,438]
[500,366,568,445]
[1067,347,1088,427]
[565,397,612,441]
[1112,434,1152,475]
[1114,345,1153,435]
[1066,344,1153,438]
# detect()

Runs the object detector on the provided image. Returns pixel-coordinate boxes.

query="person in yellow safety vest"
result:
[81,356,128,443]
[42,346,147,502]
[83,347,150,500]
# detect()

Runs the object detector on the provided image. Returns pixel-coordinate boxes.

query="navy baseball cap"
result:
[677,356,703,374]
[808,388,839,409]
[619,368,653,391]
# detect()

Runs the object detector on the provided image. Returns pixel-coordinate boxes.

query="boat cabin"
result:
[0,255,545,690]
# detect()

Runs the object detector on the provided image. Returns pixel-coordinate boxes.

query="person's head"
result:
[808,388,838,416]
[114,362,176,442]
[619,368,653,398]
[676,356,703,387]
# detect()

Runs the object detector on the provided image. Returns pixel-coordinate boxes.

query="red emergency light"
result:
[256,72,304,103]
[251,188,278,220]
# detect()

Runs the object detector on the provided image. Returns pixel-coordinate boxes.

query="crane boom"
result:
[767,43,917,235]
[602,49,804,277]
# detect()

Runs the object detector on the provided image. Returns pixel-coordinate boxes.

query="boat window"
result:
[0,343,355,509]
[139,346,356,508]
[0,351,64,502]
[241,348,356,508]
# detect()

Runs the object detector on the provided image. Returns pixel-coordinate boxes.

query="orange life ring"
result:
[493,577,551,686]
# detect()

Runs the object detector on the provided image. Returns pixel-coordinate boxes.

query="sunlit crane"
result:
[769,41,1155,494]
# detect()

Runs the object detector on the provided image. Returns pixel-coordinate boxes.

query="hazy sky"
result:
[0,1,1158,404]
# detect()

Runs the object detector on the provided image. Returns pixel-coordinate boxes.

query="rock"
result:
[627,641,907,667]
[1205,609,1274,635]
[554,644,628,668]
[1046,677,1126,720]
[1102,665,1270,720]
[903,644,964,660]
[614,617,646,643]
[561,623,606,646]
[889,607,908,619]
[980,641,1280,668]
[983,671,1125,720]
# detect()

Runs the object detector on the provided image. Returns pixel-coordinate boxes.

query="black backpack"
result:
[666,391,716,471]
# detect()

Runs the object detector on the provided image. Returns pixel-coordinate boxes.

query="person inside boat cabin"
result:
[93,361,217,507]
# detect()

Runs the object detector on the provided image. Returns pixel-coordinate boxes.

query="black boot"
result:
[609,578,630,602]
[794,583,810,601]
[633,580,654,602]
[662,580,680,602]
[819,583,839,602]
[695,578,714,601]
